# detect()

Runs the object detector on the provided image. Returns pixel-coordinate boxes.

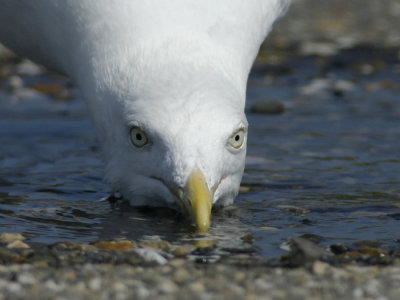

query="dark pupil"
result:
[235,134,240,141]
[136,133,142,141]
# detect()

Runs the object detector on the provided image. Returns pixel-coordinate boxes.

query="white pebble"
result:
[88,278,102,291]
[134,248,167,265]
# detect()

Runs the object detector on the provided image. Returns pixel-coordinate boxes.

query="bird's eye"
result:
[130,126,149,148]
[228,128,245,149]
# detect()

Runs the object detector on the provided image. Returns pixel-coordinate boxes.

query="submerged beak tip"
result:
[184,168,213,233]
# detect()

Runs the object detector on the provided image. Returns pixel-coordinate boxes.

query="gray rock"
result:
[250,100,285,114]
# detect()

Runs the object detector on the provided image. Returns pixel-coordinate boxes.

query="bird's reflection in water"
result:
[97,198,257,259]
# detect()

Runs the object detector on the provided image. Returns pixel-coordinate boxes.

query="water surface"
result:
[0,46,399,257]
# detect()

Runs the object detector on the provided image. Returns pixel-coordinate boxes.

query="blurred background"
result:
[266,0,400,50]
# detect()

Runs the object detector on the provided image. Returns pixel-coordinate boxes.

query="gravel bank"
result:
[0,236,399,299]
[1,261,400,300]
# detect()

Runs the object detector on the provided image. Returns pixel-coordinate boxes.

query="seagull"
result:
[0,0,291,232]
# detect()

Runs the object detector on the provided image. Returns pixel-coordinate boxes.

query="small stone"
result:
[300,41,338,56]
[173,268,190,284]
[44,279,63,292]
[254,278,273,291]
[8,75,23,90]
[33,261,49,268]
[52,242,97,251]
[0,233,26,244]
[134,248,167,265]
[61,271,76,281]
[7,282,22,294]
[158,279,178,293]
[277,205,310,215]
[113,281,126,292]
[94,240,135,251]
[16,59,44,75]
[172,246,188,257]
[250,100,285,115]
[88,278,102,291]
[18,273,37,285]
[188,280,205,292]
[330,243,349,255]
[300,78,330,96]
[281,237,329,267]
[353,288,363,298]
[28,83,70,99]
[241,234,254,244]
[6,240,30,249]
[332,79,355,96]
[136,286,150,298]
[168,258,186,268]
[312,261,330,275]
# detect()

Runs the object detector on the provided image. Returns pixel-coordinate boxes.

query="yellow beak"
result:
[183,169,212,233]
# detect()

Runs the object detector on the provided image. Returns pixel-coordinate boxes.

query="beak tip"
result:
[196,219,211,234]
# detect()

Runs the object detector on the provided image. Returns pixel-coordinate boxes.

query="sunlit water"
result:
[0,47,399,257]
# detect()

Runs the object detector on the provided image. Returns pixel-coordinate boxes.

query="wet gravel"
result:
[0,236,399,300]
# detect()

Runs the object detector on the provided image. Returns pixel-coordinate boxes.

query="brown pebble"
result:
[28,83,70,99]
[250,101,285,115]
[93,240,135,251]
[241,234,254,244]
[173,247,189,257]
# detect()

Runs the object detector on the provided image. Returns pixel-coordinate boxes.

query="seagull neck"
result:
[72,35,248,100]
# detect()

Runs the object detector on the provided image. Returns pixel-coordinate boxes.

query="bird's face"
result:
[96,78,247,233]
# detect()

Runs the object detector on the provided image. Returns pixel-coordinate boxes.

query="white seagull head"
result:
[82,51,248,232]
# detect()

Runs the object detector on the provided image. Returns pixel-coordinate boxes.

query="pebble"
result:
[6,240,30,249]
[158,279,178,293]
[17,273,37,285]
[173,268,190,284]
[277,205,310,215]
[88,278,102,291]
[6,282,22,294]
[172,244,195,257]
[299,78,330,96]
[133,248,167,265]
[250,100,285,114]
[254,278,273,291]
[188,280,205,292]
[7,75,23,90]
[138,239,171,252]
[93,240,135,251]
[312,261,330,275]
[16,59,44,75]
[0,233,26,244]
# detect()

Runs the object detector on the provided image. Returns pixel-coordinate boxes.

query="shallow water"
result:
[0,46,399,257]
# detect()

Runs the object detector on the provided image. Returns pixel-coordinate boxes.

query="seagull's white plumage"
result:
[0,0,291,231]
